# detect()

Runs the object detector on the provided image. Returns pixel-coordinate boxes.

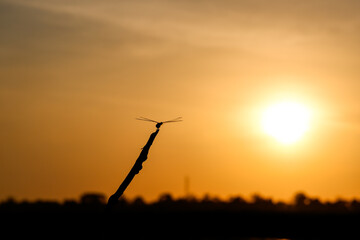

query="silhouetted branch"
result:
[106,129,160,209]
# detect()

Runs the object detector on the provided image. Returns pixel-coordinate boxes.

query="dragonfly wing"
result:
[163,120,183,123]
[163,117,183,123]
[136,117,158,123]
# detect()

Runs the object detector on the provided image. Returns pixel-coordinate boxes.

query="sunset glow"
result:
[1,0,360,204]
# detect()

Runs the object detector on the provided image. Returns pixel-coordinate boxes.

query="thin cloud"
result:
[2,0,360,52]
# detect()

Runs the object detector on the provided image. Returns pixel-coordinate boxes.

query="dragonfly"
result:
[136,116,182,129]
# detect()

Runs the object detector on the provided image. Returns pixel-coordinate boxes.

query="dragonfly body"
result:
[156,122,163,129]
[136,117,182,129]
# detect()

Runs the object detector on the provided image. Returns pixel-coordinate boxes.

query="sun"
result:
[261,101,311,145]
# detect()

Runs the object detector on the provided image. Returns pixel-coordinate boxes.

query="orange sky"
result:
[1,0,360,202]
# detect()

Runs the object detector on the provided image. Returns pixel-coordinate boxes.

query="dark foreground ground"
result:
[1,193,359,239]
[106,210,359,240]
[1,208,359,239]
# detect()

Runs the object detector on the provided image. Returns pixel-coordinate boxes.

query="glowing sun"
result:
[261,101,311,144]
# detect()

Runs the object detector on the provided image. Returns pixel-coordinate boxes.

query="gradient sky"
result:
[1,0,360,202]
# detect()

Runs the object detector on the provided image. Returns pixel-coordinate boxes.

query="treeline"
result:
[1,191,360,214]
[1,192,359,239]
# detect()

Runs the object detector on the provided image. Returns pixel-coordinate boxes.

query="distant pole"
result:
[184,176,190,198]
[106,129,160,209]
